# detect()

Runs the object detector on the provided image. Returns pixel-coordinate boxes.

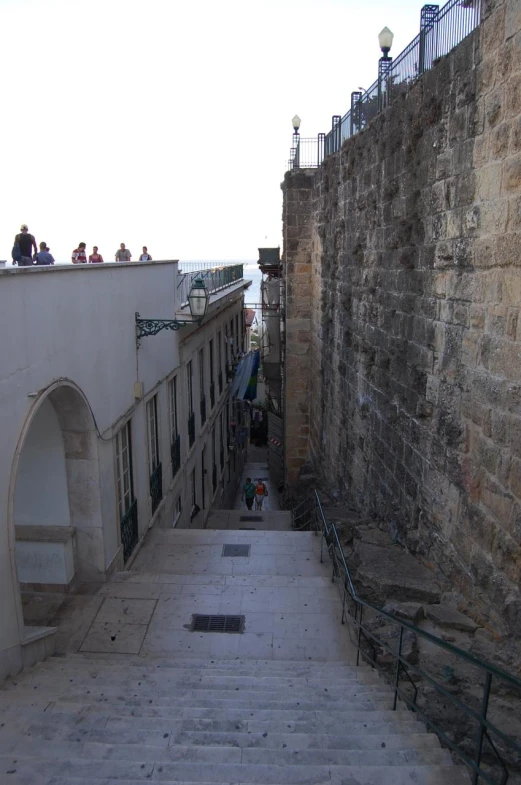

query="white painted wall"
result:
[0,260,249,679]
[14,399,71,527]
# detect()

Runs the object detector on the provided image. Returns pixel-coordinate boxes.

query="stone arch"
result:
[9,380,104,605]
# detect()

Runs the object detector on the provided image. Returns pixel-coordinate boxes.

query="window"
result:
[219,412,224,471]
[212,429,217,492]
[209,339,215,408]
[235,314,240,354]
[169,376,181,478]
[187,361,195,448]
[201,446,206,510]
[115,421,138,562]
[146,395,162,514]
[217,330,223,394]
[190,467,197,519]
[230,319,235,361]
[199,348,206,426]
[173,496,182,527]
[187,361,193,415]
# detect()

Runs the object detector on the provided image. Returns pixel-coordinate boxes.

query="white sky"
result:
[1,0,426,263]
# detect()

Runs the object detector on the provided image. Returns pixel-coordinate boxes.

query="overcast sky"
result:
[1,0,428,263]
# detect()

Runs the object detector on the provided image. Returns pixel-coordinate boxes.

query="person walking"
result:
[13,224,37,266]
[242,478,256,511]
[115,243,131,262]
[89,246,104,263]
[139,246,152,261]
[71,243,87,263]
[34,242,55,265]
[254,479,268,510]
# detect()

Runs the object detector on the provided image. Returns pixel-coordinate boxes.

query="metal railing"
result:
[200,395,207,427]
[120,498,138,563]
[171,433,181,478]
[188,411,195,448]
[312,490,521,785]
[289,0,482,169]
[149,462,163,515]
[177,263,244,308]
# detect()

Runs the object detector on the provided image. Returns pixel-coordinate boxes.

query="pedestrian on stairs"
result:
[254,479,268,510]
[242,478,256,510]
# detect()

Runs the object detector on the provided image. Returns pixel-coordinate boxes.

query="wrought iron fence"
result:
[171,433,181,478]
[312,491,521,785]
[188,411,195,448]
[177,263,244,308]
[290,0,482,169]
[150,462,163,515]
[120,498,138,563]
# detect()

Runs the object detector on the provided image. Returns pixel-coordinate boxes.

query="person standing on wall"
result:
[139,246,152,261]
[71,243,87,263]
[242,478,256,511]
[34,242,55,265]
[13,224,37,266]
[254,479,268,510]
[115,243,131,262]
[89,246,104,263]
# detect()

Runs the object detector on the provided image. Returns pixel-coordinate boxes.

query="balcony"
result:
[200,396,207,427]
[171,433,181,478]
[210,381,216,409]
[188,411,195,448]
[150,462,163,515]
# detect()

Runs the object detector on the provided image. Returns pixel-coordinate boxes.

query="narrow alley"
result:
[0,450,467,784]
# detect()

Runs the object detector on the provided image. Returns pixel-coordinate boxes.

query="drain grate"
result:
[222,544,251,557]
[190,614,245,633]
[239,516,263,522]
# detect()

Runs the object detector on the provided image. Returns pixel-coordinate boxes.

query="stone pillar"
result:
[281,170,315,489]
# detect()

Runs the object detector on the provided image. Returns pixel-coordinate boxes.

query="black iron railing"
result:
[150,462,162,515]
[312,490,521,785]
[120,498,138,563]
[218,370,223,394]
[188,411,195,448]
[210,381,216,409]
[289,0,482,169]
[171,433,181,478]
[200,396,207,427]
[177,264,244,308]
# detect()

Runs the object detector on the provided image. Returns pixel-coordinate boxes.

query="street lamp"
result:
[188,276,210,320]
[378,26,394,59]
[292,115,301,136]
[135,275,210,341]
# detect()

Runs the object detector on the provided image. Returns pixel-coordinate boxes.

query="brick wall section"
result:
[283,0,521,630]
[282,170,315,487]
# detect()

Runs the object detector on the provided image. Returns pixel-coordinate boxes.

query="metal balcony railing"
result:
[120,498,138,563]
[171,433,181,478]
[177,263,244,308]
[150,462,163,515]
[188,411,195,448]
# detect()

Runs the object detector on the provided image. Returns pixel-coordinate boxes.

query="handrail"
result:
[313,489,521,785]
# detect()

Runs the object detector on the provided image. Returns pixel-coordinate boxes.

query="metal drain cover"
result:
[190,614,245,633]
[239,516,263,522]
[222,544,251,557]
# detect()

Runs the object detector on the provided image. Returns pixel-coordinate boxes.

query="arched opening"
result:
[12,383,104,609]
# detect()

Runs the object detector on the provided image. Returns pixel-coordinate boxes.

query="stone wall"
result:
[283,0,521,631]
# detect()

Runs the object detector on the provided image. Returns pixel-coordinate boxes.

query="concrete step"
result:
[0,739,452,766]
[0,759,470,784]
[57,653,361,671]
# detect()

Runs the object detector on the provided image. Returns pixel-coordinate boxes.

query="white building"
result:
[0,259,250,680]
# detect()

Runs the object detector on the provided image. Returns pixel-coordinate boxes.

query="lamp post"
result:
[291,115,301,169]
[292,115,301,137]
[378,27,394,112]
[135,275,210,341]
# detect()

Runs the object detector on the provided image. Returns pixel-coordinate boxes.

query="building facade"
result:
[0,259,249,680]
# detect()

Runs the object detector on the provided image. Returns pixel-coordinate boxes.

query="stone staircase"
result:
[0,526,469,784]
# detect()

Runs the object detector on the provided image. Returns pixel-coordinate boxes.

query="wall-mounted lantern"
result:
[135,276,209,341]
